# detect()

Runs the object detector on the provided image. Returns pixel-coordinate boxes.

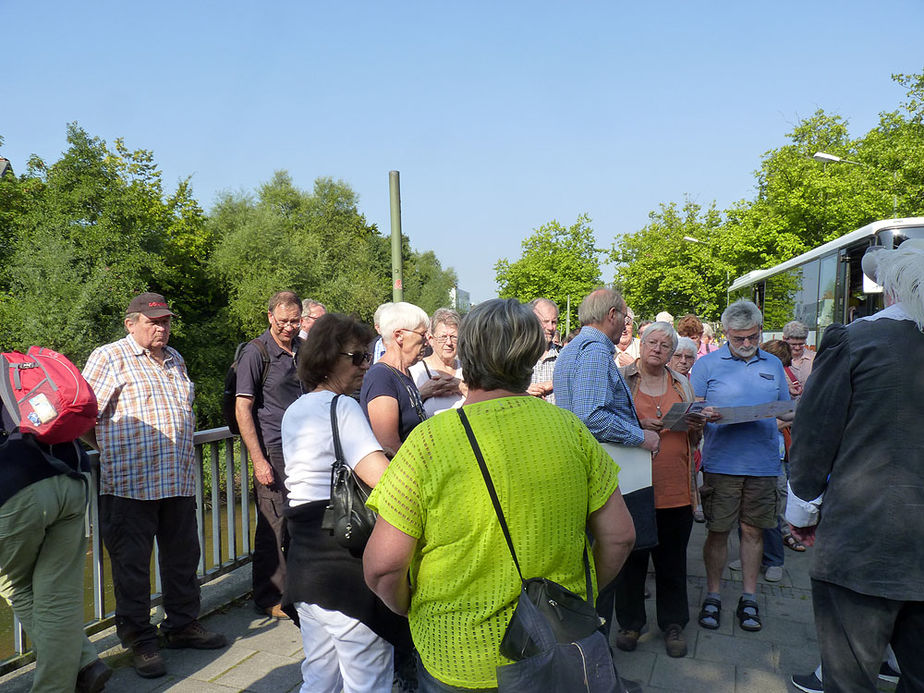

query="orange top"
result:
[635,385,691,508]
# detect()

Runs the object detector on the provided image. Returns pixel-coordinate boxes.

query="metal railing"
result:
[2,426,251,675]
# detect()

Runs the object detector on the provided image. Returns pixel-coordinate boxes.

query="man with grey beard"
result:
[689,300,790,634]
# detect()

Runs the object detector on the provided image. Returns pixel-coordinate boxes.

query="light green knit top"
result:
[367,395,620,688]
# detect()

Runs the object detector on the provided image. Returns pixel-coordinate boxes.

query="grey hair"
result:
[675,336,698,356]
[124,312,141,329]
[459,299,545,392]
[640,321,679,357]
[373,302,393,328]
[301,298,326,317]
[721,299,763,331]
[379,302,430,345]
[876,244,924,330]
[578,287,625,326]
[782,321,808,339]
[702,323,714,338]
[430,307,461,331]
[529,297,559,315]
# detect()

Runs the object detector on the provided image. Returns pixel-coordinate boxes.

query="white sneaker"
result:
[728,559,742,570]
[764,565,783,582]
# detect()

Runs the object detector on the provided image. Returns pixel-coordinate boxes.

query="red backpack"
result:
[0,346,99,444]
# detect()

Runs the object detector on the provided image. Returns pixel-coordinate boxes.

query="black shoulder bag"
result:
[457,408,621,693]
[321,394,377,557]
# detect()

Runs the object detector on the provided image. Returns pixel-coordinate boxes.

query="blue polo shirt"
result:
[690,344,790,477]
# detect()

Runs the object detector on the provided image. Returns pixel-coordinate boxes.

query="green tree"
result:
[611,199,728,321]
[494,214,602,312]
[403,249,459,315]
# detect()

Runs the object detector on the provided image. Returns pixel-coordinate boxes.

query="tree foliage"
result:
[495,214,602,312]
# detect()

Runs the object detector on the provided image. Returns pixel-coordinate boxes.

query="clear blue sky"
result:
[3,1,921,304]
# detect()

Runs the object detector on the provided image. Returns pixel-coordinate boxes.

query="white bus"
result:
[727,217,924,349]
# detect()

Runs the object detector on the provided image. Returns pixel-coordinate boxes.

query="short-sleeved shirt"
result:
[408,360,464,417]
[529,343,560,404]
[367,396,619,689]
[359,363,424,443]
[553,326,645,446]
[690,344,790,477]
[82,335,196,499]
[235,329,301,452]
[281,390,383,507]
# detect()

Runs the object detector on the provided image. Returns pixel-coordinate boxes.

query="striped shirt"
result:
[82,335,196,499]
[553,326,645,446]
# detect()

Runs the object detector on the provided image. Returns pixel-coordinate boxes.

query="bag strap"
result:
[329,394,345,466]
[457,408,593,602]
[382,363,427,423]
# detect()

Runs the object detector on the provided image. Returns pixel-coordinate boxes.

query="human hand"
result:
[418,373,454,400]
[616,352,634,367]
[641,429,661,455]
[789,380,803,397]
[253,459,274,487]
[684,412,707,433]
[700,406,721,423]
[789,524,816,547]
[640,417,664,432]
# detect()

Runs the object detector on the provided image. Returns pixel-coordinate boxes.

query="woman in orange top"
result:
[614,321,707,659]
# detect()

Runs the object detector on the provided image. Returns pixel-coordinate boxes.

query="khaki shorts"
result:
[700,472,779,532]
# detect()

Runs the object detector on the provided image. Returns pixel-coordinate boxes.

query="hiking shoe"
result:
[664,624,687,658]
[791,671,823,693]
[131,643,166,679]
[162,620,228,649]
[764,565,783,582]
[879,661,901,684]
[615,628,640,652]
[76,658,112,692]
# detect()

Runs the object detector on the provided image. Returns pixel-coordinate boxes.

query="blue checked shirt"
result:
[554,326,645,446]
[83,335,196,499]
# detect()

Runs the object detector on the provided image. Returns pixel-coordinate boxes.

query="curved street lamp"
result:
[812,151,898,216]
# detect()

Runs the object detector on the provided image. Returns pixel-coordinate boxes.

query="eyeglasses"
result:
[643,339,673,351]
[340,351,372,366]
[728,332,761,345]
[272,315,301,329]
[401,329,428,339]
[433,334,458,344]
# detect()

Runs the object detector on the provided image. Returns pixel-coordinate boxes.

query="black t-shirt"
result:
[359,363,425,444]
[235,329,302,451]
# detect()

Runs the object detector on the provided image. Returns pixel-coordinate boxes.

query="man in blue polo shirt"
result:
[690,299,790,634]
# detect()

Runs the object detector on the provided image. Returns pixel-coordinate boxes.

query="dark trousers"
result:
[812,579,923,693]
[252,446,289,609]
[613,506,694,633]
[100,494,200,648]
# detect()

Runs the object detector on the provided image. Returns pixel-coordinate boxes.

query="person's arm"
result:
[789,325,850,504]
[366,396,403,457]
[587,488,636,588]
[353,450,390,488]
[363,518,417,615]
[235,396,273,486]
[571,345,646,447]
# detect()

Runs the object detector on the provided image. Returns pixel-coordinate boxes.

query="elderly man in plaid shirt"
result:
[83,292,226,679]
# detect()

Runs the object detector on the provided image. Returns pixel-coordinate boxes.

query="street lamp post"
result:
[812,151,898,216]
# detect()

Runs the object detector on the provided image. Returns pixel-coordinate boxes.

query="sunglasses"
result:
[340,351,372,366]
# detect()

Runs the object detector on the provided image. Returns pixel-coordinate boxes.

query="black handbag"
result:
[457,409,622,692]
[321,394,377,557]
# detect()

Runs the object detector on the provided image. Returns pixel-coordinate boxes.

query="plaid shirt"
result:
[553,326,645,446]
[83,335,196,499]
[530,343,560,404]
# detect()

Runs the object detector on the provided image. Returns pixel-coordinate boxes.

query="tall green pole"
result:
[389,170,404,302]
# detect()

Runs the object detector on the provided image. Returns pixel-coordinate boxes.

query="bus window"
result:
[817,254,838,342]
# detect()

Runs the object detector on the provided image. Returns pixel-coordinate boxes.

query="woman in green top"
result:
[364,299,637,691]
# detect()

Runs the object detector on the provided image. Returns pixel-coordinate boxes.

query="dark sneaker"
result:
[162,620,228,649]
[879,661,900,684]
[75,658,113,692]
[131,643,166,679]
[615,628,640,652]
[664,623,687,658]
[791,671,823,693]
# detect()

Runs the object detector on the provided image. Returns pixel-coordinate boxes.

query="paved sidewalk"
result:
[1,524,894,692]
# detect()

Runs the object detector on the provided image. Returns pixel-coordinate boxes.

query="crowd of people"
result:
[1,239,921,692]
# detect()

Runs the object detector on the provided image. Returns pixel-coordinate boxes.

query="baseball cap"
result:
[126,292,175,318]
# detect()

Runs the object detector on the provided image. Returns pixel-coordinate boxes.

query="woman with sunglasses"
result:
[409,308,465,417]
[360,302,446,457]
[281,313,409,693]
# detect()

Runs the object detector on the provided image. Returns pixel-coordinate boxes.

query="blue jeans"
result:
[417,653,497,692]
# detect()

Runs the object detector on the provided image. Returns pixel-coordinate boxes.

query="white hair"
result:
[877,244,924,331]
[373,302,393,328]
[722,300,763,331]
[380,302,430,344]
[641,321,679,356]
[675,336,698,356]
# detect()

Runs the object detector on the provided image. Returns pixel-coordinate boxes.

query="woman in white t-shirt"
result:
[408,308,465,418]
[281,313,408,693]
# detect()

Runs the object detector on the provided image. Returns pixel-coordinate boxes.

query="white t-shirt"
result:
[281,390,383,507]
[408,360,465,418]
